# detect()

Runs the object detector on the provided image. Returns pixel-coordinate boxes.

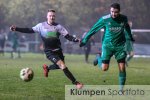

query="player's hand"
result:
[10,25,16,31]
[78,39,81,43]
[73,37,80,42]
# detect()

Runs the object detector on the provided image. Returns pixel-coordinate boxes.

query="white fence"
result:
[63,42,150,56]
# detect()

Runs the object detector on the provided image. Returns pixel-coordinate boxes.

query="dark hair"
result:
[48,9,56,13]
[110,3,120,11]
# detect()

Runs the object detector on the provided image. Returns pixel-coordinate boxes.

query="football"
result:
[20,67,34,82]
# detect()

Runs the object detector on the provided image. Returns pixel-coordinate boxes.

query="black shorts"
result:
[44,48,65,64]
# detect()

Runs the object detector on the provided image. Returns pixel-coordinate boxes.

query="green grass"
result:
[0,53,150,100]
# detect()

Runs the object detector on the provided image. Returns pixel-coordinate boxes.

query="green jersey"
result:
[82,14,133,46]
[125,30,133,40]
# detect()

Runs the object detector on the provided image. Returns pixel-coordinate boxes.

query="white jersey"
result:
[32,22,68,50]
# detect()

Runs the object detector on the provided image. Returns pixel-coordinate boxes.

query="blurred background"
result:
[0,0,150,56]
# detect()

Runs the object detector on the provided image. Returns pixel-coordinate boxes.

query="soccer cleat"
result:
[76,82,84,89]
[43,64,49,77]
[93,59,98,66]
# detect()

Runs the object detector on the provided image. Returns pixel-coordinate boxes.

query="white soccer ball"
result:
[20,68,34,82]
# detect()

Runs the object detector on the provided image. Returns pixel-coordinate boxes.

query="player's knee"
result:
[118,63,126,72]
[102,68,108,71]
[102,66,109,71]
[56,60,66,69]
[119,66,126,72]
[102,60,109,71]
[59,64,66,69]
[101,64,109,71]
[58,63,66,69]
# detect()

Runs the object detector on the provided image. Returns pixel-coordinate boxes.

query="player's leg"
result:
[43,49,60,77]
[43,63,60,77]
[98,56,102,68]
[57,59,83,88]
[44,49,83,89]
[101,60,110,71]
[93,54,98,66]
[101,44,113,71]
[48,64,60,70]
[11,44,17,59]
[17,48,21,58]
[115,46,127,91]
[118,58,126,91]
[84,47,89,63]
[56,60,83,89]
[11,48,15,59]
[0,41,3,56]
[93,53,102,68]
[1,40,5,56]
[57,50,83,89]
[85,51,89,63]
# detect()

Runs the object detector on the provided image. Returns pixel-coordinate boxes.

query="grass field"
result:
[0,53,150,100]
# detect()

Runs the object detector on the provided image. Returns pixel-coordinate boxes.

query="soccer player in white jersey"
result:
[10,9,83,89]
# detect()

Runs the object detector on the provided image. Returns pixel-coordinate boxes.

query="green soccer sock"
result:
[119,71,126,91]
[94,54,102,69]
[97,56,102,69]
[63,67,76,84]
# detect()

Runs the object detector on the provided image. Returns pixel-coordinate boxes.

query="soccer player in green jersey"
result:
[80,3,134,91]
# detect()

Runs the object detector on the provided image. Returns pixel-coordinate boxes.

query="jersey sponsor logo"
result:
[109,27,122,32]
[46,32,57,38]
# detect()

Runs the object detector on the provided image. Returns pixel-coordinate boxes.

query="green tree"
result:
[0,0,149,32]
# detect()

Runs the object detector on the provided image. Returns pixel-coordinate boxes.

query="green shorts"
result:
[125,40,134,53]
[101,43,127,61]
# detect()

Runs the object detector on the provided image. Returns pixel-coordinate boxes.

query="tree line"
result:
[0,0,149,36]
